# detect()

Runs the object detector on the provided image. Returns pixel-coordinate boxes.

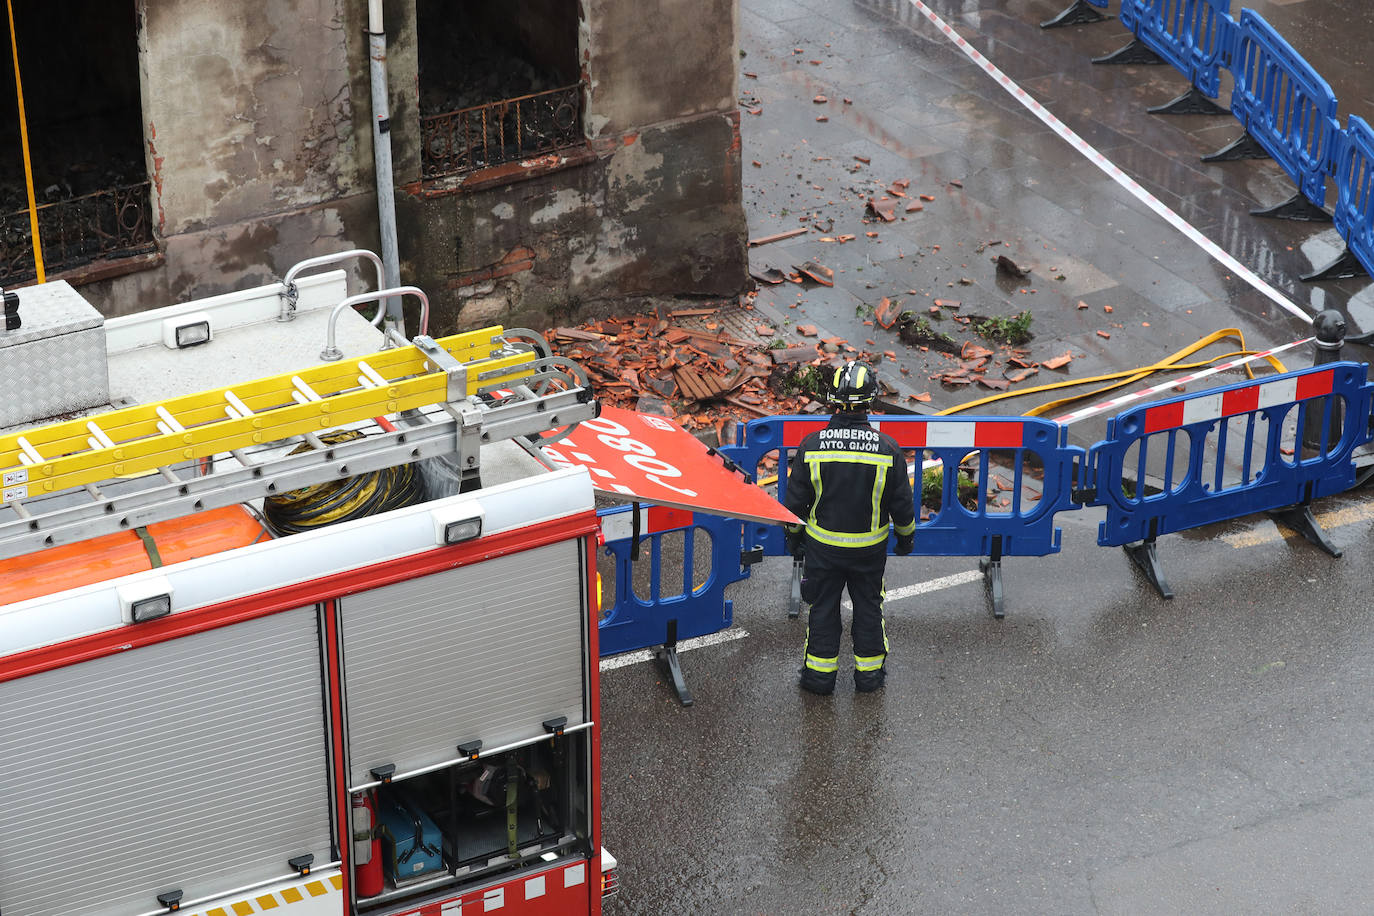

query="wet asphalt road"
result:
[601,1,1374,913]
[602,496,1374,914]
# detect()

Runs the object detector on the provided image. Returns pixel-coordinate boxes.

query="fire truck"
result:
[0,253,620,916]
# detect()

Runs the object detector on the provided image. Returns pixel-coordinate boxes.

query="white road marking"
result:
[599,627,751,671]
[900,0,1307,324]
[842,568,983,609]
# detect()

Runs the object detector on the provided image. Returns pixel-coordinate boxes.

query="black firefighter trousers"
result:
[801,538,889,692]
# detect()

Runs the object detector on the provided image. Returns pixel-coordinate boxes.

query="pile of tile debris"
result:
[545,304,878,446]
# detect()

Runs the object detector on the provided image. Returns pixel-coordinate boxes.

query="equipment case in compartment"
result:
[376,790,445,883]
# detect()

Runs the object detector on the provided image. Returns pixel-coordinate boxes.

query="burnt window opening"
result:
[417,0,584,180]
[0,1,153,285]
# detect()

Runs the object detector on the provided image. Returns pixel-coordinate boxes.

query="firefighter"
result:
[783,361,916,695]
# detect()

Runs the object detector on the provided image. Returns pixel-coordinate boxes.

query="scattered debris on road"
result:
[995,254,1031,279]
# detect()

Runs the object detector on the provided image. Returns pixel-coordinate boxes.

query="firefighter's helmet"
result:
[827,361,877,410]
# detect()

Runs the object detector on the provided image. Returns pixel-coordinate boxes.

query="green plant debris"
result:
[772,364,825,399]
[921,466,979,512]
[970,310,1033,345]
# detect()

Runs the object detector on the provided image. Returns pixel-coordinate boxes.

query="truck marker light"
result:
[432,501,484,545]
[443,517,482,543]
[161,312,212,349]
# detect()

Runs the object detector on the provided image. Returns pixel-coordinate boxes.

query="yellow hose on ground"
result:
[754,329,1294,487]
[937,328,1289,417]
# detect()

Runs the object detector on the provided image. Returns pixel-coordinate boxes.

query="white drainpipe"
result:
[367,0,405,333]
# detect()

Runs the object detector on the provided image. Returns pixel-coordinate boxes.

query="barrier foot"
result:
[1124,539,1173,599]
[788,557,804,619]
[1092,39,1165,66]
[652,620,694,707]
[1040,0,1110,29]
[1148,86,1228,116]
[1250,194,1333,222]
[1202,132,1269,163]
[1268,505,1343,558]
[979,557,1005,619]
[1301,248,1368,282]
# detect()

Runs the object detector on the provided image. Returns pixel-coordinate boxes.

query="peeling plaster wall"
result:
[396,0,747,334]
[582,0,740,138]
[79,196,382,317]
[77,0,745,330]
[78,0,379,313]
[140,0,365,233]
[398,111,746,334]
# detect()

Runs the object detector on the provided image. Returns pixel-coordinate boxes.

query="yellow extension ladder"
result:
[0,326,596,559]
[0,327,531,507]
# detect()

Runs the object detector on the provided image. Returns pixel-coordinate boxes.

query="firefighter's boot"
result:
[854,665,886,693]
[800,649,839,696]
[799,667,837,695]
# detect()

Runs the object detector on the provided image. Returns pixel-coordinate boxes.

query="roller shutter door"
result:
[0,606,332,916]
[341,540,587,785]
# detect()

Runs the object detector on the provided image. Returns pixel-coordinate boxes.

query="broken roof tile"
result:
[875,296,898,329]
[772,345,816,364]
[796,261,835,286]
[866,197,899,222]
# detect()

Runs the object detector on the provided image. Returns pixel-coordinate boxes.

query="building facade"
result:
[0,0,747,331]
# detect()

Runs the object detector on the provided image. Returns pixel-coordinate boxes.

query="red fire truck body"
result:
[0,260,616,916]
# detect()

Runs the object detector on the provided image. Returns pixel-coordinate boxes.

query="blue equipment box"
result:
[376,791,444,883]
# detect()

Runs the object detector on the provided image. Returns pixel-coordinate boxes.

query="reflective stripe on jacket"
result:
[782,412,916,549]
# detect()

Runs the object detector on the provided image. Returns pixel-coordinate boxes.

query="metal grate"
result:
[0,181,157,284]
[420,83,584,180]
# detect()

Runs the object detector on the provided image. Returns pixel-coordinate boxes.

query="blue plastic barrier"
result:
[1317,115,1374,279]
[1228,9,1341,208]
[1041,0,1109,30]
[1120,0,1234,100]
[722,415,1086,616]
[597,504,752,704]
[1084,362,1372,595]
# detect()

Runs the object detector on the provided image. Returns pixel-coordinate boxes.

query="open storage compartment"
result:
[354,728,593,910]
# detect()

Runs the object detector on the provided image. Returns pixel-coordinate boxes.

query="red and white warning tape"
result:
[1140,363,1335,432]
[899,0,1309,325]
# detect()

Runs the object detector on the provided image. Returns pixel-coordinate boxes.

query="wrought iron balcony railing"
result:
[0,181,157,285]
[420,83,584,180]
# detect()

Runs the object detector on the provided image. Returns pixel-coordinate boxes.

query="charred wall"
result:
[34,0,745,330]
[398,110,745,330]
[73,0,381,313]
[395,0,747,333]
